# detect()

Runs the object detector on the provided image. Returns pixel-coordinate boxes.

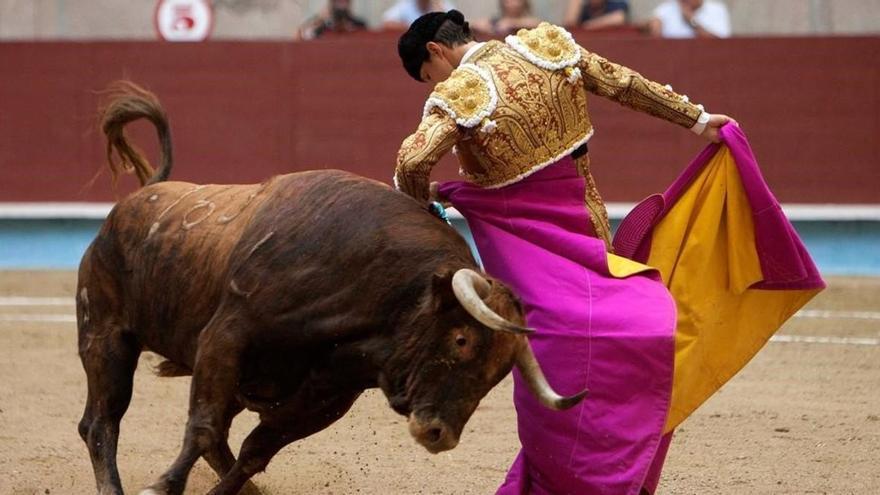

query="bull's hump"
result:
[289,169,391,191]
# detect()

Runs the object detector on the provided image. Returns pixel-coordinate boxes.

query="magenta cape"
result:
[438,124,823,494]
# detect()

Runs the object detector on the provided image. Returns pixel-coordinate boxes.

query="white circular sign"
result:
[155,0,214,42]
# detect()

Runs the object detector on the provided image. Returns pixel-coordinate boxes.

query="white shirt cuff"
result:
[690,111,710,135]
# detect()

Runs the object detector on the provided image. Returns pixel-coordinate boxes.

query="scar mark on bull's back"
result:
[182,200,216,230]
[157,185,206,221]
[217,183,269,224]
[148,194,159,202]
[247,231,275,257]
[147,185,207,239]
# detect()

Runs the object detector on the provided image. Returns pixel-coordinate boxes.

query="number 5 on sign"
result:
[155,0,214,42]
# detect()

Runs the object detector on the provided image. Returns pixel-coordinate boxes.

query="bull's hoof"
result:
[139,477,185,495]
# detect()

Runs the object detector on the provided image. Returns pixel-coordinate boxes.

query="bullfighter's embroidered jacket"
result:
[394,23,707,244]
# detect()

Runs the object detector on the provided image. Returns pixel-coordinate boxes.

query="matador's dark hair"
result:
[398,9,474,82]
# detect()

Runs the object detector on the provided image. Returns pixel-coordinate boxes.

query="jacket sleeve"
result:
[393,110,460,203]
[577,46,705,129]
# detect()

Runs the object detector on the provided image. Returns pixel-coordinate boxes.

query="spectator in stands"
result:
[649,0,731,38]
[295,0,367,40]
[472,0,541,36]
[563,0,629,31]
[382,0,455,31]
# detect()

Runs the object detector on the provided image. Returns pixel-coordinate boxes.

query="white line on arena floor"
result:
[0,315,878,346]
[0,297,73,306]
[770,335,880,346]
[0,314,76,322]
[3,297,880,321]
[795,309,880,320]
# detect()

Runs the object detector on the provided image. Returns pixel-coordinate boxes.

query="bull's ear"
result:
[492,284,527,326]
[431,267,458,310]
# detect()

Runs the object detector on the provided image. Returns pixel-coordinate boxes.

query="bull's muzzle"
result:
[408,415,460,454]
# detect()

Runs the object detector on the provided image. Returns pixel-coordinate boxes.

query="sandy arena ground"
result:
[0,271,878,494]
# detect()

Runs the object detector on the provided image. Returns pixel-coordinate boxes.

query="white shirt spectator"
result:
[652,0,731,38]
[382,0,456,28]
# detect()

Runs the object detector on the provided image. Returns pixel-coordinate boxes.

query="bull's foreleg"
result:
[205,422,290,495]
[206,390,361,495]
[141,315,248,495]
[201,423,263,495]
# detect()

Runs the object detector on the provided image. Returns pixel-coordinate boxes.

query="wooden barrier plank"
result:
[0,35,877,203]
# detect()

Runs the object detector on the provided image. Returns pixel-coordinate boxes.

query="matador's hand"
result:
[700,114,738,143]
[429,181,452,207]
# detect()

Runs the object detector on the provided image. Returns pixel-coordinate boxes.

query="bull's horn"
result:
[451,269,533,335]
[516,342,588,410]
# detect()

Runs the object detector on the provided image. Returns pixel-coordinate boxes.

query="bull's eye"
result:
[455,335,468,347]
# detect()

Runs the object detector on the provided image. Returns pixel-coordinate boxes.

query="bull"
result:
[76,82,586,495]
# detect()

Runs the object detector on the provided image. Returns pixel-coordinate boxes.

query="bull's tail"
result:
[99,80,173,187]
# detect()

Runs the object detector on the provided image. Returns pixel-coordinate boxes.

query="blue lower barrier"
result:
[1,218,878,276]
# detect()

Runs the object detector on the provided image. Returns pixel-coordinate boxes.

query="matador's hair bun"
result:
[398,9,474,82]
[445,9,466,26]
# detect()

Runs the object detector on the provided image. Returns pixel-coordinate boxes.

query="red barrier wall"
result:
[1,34,877,203]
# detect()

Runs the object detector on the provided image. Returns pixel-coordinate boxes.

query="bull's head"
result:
[379,268,587,454]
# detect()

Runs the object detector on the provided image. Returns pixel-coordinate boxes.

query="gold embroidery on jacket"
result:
[506,23,580,70]
[424,65,496,128]
[395,111,459,202]
[577,47,702,129]
[575,154,613,250]
[454,40,592,188]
